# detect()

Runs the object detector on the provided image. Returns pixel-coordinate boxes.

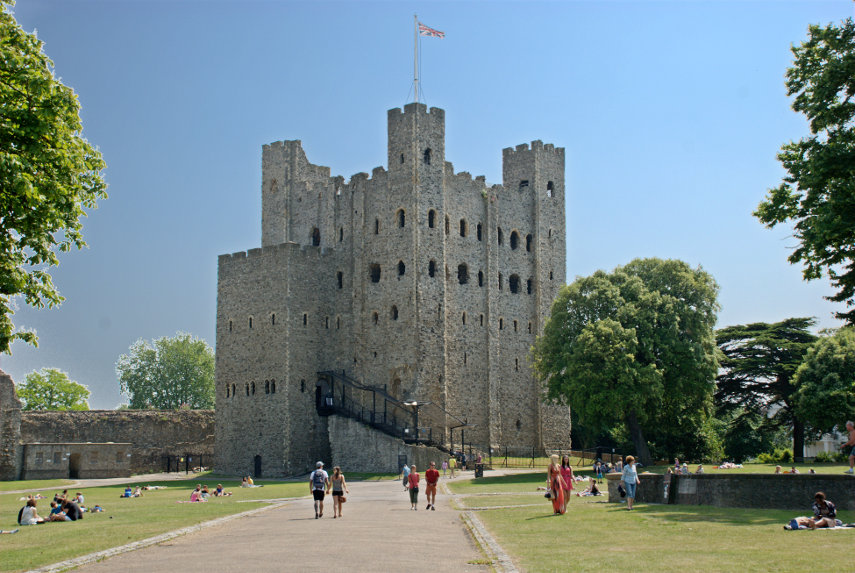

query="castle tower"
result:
[215,105,571,478]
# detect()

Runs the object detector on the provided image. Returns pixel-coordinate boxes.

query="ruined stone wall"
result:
[21,442,132,480]
[0,370,22,480]
[20,410,214,475]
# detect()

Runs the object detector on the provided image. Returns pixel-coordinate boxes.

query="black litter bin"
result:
[474,463,484,478]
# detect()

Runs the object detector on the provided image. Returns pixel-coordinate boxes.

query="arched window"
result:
[373,311,379,325]
[397,209,405,228]
[497,228,503,246]
[271,380,276,393]
[458,264,469,285]
[477,223,482,241]
[375,219,380,235]
[251,381,256,395]
[459,219,467,237]
[245,384,249,396]
[271,314,276,325]
[445,216,450,235]
[428,209,436,228]
[400,153,405,164]
[498,273,503,291]
[547,181,554,197]
[391,305,399,320]
[226,385,230,398]
[265,380,270,394]
[249,316,253,329]
[509,274,521,293]
[478,270,484,287]
[303,313,308,326]
[515,358,519,371]
[229,320,232,332]
[462,312,467,325]
[337,271,343,289]
[428,260,436,278]
[480,314,484,327]
[398,261,406,276]
[325,316,329,329]
[526,234,533,252]
[499,318,504,330]
[339,227,344,242]
[550,271,554,280]
[513,320,518,332]
[527,277,533,294]
[336,316,340,329]
[311,227,320,246]
[528,322,532,334]
[510,231,520,250]
[300,380,306,393]
[369,264,381,283]
[424,148,431,165]
[231,383,235,397]
[519,180,529,191]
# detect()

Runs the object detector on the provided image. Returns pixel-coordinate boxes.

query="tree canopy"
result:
[793,327,855,435]
[531,258,720,465]
[16,367,90,411]
[116,333,215,410]
[715,318,818,458]
[0,1,108,354]
[754,18,855,323]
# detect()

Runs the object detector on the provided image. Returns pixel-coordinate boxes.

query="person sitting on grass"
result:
[214,484,232,497]
[791,466,800,475]
[810,492,837,529]
[774,466,782,475]
[74,492,85,506]
[122,486,133,498]
[48,501,70,522]
[201,485,211,500]
[62,499,83,521]
[695,464,704,475]
[575,477,601,497]
[19,499,45,525]
[189,484,207,502]
[132,486,143,497]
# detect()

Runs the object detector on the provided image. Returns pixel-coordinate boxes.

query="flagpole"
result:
[414,14,419,103]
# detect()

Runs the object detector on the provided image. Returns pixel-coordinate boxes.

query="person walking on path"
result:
[401,462,411,491]
[309,461,329,519]
[621,455,640,511]
[424,461,440,510]
[326,466,349,519]
[448,456,456,478]
[407,465,420,510]
[842,421,855,474]
[546,454,566,515]
[441,459,448,477]
[559,455,574,512]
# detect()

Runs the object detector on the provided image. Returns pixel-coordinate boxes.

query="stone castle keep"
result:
[215,103,571,477]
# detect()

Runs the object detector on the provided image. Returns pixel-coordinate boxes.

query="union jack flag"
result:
[418,22,445,39]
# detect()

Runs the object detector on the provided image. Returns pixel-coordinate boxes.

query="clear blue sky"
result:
[2,1,852,408]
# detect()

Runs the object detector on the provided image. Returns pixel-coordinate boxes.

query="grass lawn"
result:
[0,479,74,493]
[0,478,308,573]
[455,471,855,572]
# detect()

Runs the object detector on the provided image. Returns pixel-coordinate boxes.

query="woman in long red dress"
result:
[560,455,574,512]
[547,454,566,515]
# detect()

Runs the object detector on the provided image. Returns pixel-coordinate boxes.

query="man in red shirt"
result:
[425,461,440,510]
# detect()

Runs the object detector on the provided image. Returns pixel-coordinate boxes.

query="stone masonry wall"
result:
[21,410,214,475]
[0,370,22,480]
[607,473,855,510]
[328,415,448,474]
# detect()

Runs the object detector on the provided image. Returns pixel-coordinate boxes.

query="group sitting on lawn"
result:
[18,497,85,525]
[784,492,851,530]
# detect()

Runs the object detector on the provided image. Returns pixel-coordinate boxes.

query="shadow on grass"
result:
[610,504,789,526]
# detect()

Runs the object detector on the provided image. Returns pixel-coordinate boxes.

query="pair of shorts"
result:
[332,491,343,497]
[425,483,437,495]
[312,490,325,501]
[849,446,855,458]
[625,481,637,499]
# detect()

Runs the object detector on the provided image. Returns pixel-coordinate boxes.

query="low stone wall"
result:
[21,443,132,480]
[607,473,855,510]
[328,415,449,473]
[21,410,215,475]
[0,370,22,481]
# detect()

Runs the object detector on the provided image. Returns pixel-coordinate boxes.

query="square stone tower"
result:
[215,104,571,477]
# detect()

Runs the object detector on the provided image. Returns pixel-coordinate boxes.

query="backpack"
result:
[311,470,326,490]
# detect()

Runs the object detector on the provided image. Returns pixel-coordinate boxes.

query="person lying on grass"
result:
[214,483,233,496]
[575,477,601,496]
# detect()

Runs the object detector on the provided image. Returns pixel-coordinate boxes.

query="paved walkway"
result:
[70,478,489,573]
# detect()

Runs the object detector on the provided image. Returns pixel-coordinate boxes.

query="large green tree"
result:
[715,318,818,459]
[116,333,215,410]
[17,367,90,411]
[532,258,720,465]
[793,327,855,436]
[0,1,107,354]
[755,18,855,323]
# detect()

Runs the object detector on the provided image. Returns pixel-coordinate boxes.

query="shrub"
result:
[757,448,794,464]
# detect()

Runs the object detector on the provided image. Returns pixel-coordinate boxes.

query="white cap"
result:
[316,461,324,468]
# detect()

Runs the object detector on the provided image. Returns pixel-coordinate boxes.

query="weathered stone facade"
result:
[21,410,215,475]
[215,103,571,478]
[0,370,22,480]
[20,442,132,480]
